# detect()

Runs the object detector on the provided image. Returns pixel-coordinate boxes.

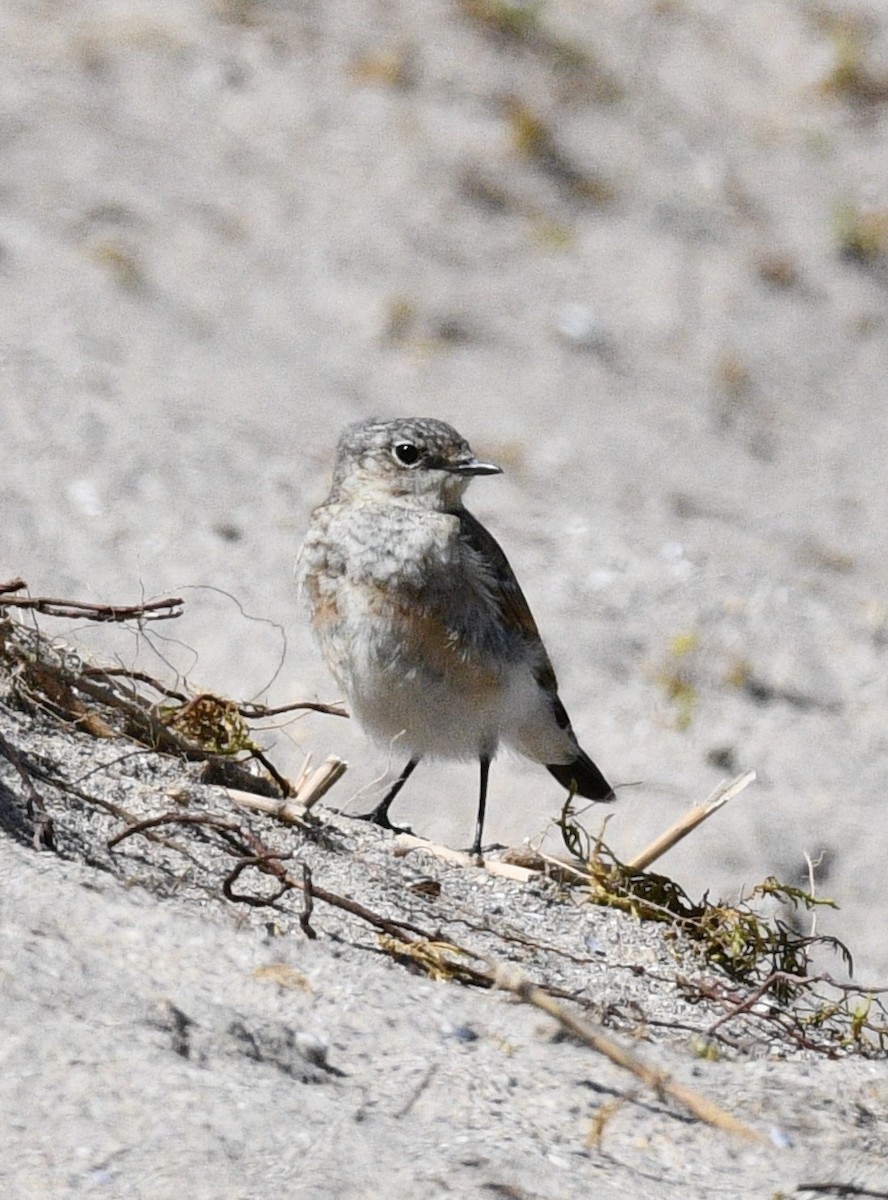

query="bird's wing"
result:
[455,507,561,695]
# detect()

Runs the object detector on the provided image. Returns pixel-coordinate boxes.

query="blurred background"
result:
[3,0,888,974]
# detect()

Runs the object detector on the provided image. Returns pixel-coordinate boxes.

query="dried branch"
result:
[392,832,537,882]
[225,755,347,824]
[627,770,757,871]
[0,582,184,623]
[223,854,296,906]
[83,671,348,718]
[238,699,348,720]
[81,667,189,703]
[300,864,317,939]
[490,965,765,1143]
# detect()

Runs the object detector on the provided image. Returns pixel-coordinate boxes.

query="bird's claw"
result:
[352,809,415,837]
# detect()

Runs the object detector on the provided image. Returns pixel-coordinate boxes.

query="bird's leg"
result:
[355,757,420,832]
[469,754,491,860]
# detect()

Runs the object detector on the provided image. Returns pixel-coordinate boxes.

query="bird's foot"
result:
[462,841,505,863]
[351,808,415,837]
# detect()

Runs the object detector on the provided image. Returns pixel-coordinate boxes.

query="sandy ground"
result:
[2,0,888,1193]
[2,658,887,1198]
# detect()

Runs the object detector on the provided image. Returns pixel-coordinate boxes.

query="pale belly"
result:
[340,626,572,764]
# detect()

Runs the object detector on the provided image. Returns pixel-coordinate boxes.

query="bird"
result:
[297,416,614,857]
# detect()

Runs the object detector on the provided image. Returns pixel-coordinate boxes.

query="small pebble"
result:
[768,1126,793,1149]
[440,1022,479,1043]
[554,303,607,351]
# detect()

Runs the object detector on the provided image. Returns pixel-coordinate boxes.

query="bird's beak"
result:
[449,457,503,477]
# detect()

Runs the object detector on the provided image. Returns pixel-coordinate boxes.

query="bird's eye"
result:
[392,442,420,467]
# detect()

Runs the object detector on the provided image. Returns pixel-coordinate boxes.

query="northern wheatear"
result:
[298,417,614,857]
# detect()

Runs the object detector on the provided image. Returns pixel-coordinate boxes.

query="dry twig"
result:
[0,581,184,623]
[225,756,348,822]
[300,863,317,939]
[627,771,756,871]
[393,832,536,882]
[490,965,765,1143]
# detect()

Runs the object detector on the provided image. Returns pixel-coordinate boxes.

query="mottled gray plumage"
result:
[297,416,614,856]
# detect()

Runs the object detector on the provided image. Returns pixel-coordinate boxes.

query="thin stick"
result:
[107,810,243,848]
[392,833,536,882]
[224,788,310,824]
[84,669,348,719]
[300,864,317,939]
[294,756,348,810]
[224,756,347,822]
[627,771,757,871]
[0,590,184,622]
[238,699,348,720]
[395,1063,438,1118]
[491,964,766,1143]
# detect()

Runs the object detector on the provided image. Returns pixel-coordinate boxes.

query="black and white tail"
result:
[547,749,614,801]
